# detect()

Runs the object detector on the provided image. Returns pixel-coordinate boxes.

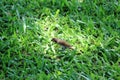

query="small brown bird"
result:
[51,38,74,50]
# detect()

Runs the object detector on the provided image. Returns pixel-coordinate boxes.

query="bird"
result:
[51,38,74,50]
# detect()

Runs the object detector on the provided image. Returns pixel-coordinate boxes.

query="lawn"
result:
[0,0,120,80]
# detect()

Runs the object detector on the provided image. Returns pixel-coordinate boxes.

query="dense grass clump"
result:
[0,0,120,80]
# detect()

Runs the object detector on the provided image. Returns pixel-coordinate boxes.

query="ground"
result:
[0,0,120,80]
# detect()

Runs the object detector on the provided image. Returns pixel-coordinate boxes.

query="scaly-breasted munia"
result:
[51,38,74,50]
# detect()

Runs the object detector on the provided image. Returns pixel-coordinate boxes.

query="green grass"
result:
[0,0,120,80]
